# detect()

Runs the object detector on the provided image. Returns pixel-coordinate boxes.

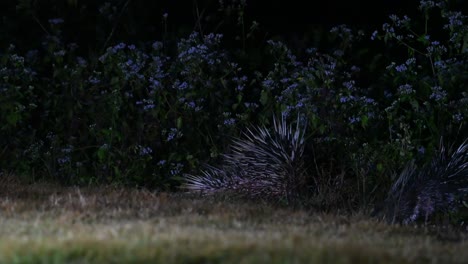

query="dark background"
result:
[0,1,421,45]
[1,0,466,54]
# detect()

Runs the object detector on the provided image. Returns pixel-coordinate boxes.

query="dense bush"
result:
[1,27,256,187]
[0,0,466,223]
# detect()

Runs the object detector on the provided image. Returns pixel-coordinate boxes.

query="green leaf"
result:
[237,94,243,103]
[417,34,430,46]
[377,163,384,172]
[97,148,107,162]
[113,166,121,178]
[260,90,269,106]
[463,33,468,52]
[361,115,369,128]
[6,112,20,126]
[319,124,326,134]
[176,117,183,129]
[410,100,420,110]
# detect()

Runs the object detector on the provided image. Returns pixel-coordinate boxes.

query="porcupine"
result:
[373,139,468,224]
[183,115,308,203]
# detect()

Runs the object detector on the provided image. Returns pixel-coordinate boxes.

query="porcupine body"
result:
[184,116,308,202]
[375,140,468,224]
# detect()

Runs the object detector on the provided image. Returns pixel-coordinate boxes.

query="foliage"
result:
[1,26,254,188]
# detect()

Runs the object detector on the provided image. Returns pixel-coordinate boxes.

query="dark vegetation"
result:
[0,0,467,226]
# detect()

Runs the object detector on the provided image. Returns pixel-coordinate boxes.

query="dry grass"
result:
[0,175,467,263]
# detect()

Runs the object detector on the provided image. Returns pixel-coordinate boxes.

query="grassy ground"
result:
[0,176,467,264]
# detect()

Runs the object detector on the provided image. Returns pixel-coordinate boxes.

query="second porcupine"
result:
[183,115,308,203]
[374,139,468,224]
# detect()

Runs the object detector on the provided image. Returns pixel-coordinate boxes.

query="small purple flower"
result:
[244,102,259,109]
[77,57,87,67]
[453,113,463,123]
[419,1,436,10]
[443,11,464,29]
[348,116,361,124]
[395,64,408,72]
[68,43,79,51]
[57,157,70,165]
[405,58,416,65]
[389,14,398,22]
[136,99,156,111]
[111,43,126,53]
[429,86,447,102]
[143,104,155,110]
[224,118,236,126]
[177,81,188,90]
[384,90,393,98]
[54,50,66,57]
[427,41,447,55]
[48,18,64,25]
[61,146,74,154]
[166,128,179,141]
[170,163,184,176]
[88,77,100,85]
[10,54,24,65]
[186,101,196,109]
[138,146,153,156]
[351,65,360,72]
[262,79,275,89]
[149,77,161,90]
[433,60,446,69]
[98,54,107,62]
[152,41,163,51]
[382,23,395,33]
[418,146,425,155]
[340,96,350,103]
[281,109,291,118]
[306,48,317,54]
[343,80,355,90]
[333,50,344,57]
[397,84,415,95]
